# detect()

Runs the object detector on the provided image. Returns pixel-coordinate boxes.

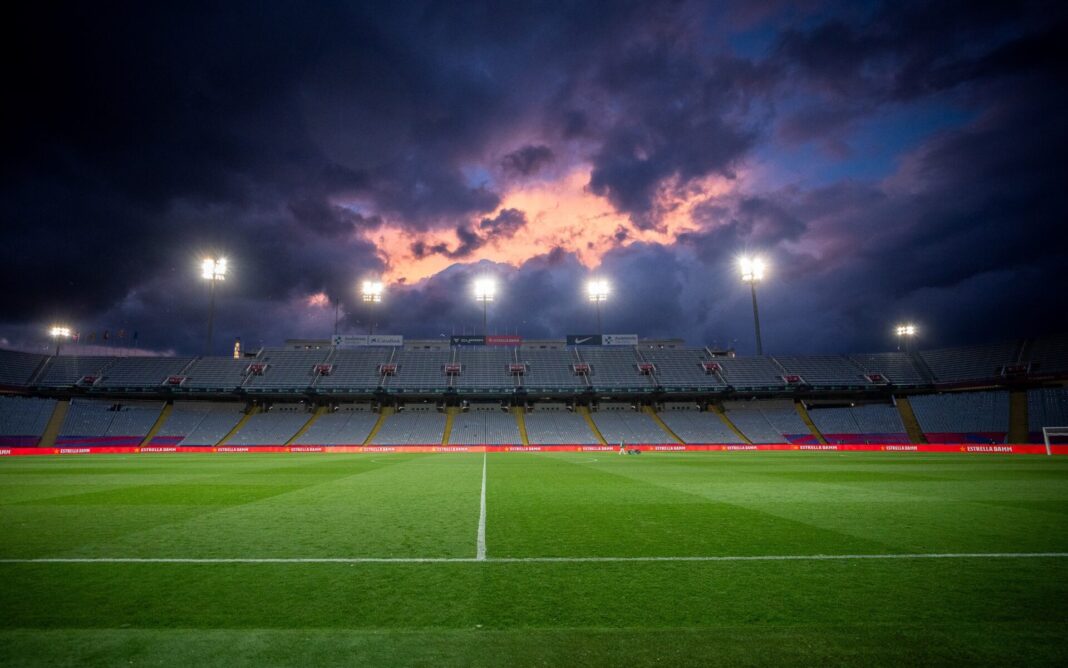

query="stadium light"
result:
[587,279,610,334]
[49,325,71,356]
[738,256,767,355]
[201,257,227,356]
[895,323,918,352]
[474,277,496,335]
[361,280,385,335]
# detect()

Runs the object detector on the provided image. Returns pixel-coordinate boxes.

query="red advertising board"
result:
[0,444,1064,456]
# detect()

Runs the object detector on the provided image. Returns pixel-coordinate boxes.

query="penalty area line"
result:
[2,553,1067,565]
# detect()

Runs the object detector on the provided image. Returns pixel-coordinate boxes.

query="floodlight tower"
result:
[587,279,610,334]
[473,277,496,335]
[49,326,71,356]
[739,256,766,355]
[361,280,384,335]
[895,323,917,353]
[201,257,227,355]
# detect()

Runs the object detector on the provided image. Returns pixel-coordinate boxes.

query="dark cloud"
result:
[500,145,555,177]
[1,1,1065,355]
[478,209,527,237]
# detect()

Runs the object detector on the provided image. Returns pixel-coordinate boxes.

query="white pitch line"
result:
[2,553,1067,565]
[476,451,487,561]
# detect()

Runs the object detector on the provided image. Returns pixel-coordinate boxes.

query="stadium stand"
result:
[370,407,446,444]
[449,406,521,444]
[98,356,194,389]
[1025,335,1068,377]
[576,347,656,392]
[293,405,379,445]
[849,352,928,386]
[0,396,56,446]
[773,356,868,388]
[910,391,1009,443]
[314,348,391,392]
[920,342,1020,385]
[154,401,246,446]
[454,348,517,392]
[0,349,48,388]
[591,406,675,444]
[384,350,452,392]
[1027,387,1068,442]
[807,403,909,444]
[522,348,588,391]
[524,407,600,444]
[243,349,330,391]
[36,356,115,387]
[715,357,786,390]
[57,399,164,446]
[180,357,250,391]
[226,404,310,446]
[657,405,744,444]
[724,400,814,443]
[639,348,727,390]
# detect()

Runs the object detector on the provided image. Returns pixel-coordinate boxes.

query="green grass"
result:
[2,452,1067,666]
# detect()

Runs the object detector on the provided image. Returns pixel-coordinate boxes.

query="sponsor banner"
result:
[451,335,486,346]
[602,333,638,346]
[369,334,403,346]
[332,334,403,348]
[1,444,1065,456]
[566,334,602,346]
[486,335,522,346]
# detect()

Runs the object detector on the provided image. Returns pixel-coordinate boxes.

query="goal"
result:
[1041,426,1068,456]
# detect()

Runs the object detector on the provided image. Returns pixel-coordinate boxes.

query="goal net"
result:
[1041,427,1068,456]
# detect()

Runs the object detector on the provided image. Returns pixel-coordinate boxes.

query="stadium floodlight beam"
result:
[473,277,496,335]
[49,325,71,356]
[201,257,227,356]
[739,256,767,355]
[361,280,385,335]
[895,323,918,353]
[586,278,610,334]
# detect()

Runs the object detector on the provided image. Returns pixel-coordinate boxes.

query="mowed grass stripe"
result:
[554,452,1068,555]
[0,454,487,559]
[489,454,898,557]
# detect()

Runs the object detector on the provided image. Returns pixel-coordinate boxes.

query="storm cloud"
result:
[1,1,1065,355]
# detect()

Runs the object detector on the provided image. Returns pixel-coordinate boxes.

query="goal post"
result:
[1041,427,1068,456]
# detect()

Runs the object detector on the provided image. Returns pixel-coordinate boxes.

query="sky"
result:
[2,0,1066,356]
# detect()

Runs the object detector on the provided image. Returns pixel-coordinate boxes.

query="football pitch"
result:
[2,452,1067,666]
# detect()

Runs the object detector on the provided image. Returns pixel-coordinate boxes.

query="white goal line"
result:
[2,552,1066,565]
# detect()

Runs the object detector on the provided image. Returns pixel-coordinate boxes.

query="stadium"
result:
[4,1,1068,666]
[2,332,1067,664]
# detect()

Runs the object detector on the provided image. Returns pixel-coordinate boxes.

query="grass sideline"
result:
[2,452,1067,666]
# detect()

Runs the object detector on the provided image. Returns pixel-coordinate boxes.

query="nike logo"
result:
[575,337,593,344]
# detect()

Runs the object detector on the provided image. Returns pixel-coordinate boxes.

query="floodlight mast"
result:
[739,256,766,355]
[49,326,71,356]
[474,278,496,335]
[587,279,610,335]
[361,280,384,335]
[895,323,917,353]
[201,258,227,355]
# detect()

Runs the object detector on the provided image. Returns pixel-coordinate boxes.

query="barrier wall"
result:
[1,443,1065,456]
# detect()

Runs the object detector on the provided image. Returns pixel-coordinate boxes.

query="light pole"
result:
[739,256,766,355]
[50,326,71,356]
[473,277,496,336]
[201,257,227,356]
[895,323,917,353]
[361,280,384,335]
[586,279,610,335]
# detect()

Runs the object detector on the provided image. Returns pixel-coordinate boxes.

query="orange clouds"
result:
[365,166,738,284]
